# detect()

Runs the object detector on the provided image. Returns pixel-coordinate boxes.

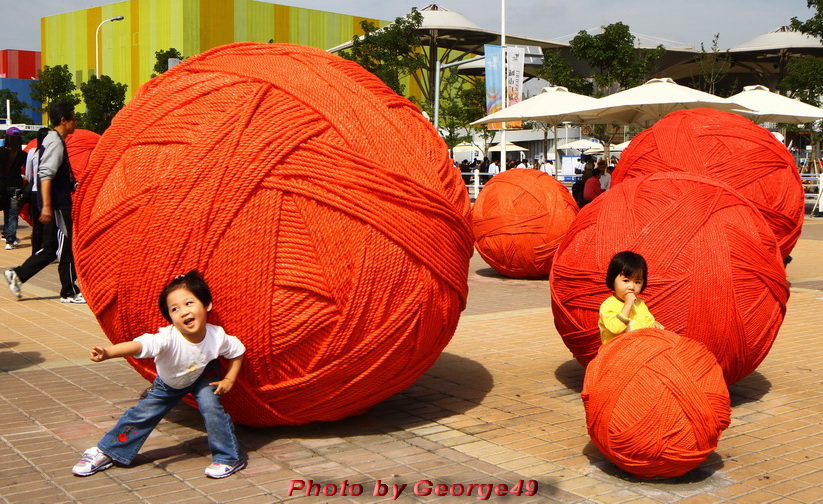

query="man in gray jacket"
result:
[5,101,84,303]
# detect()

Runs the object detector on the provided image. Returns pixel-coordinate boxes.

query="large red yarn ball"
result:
[550,172,789,384]
[472,169,578,278]
[66,128,102,180]
[613,108,804,259]
[73,43,473,427]
[583,328,731,479]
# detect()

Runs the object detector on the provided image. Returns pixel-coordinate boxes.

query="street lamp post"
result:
[95,16,125,78]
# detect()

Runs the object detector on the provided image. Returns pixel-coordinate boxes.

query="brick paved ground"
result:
[0,218,821,504]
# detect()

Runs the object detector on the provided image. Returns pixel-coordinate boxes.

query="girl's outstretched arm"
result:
[90,341,142,362]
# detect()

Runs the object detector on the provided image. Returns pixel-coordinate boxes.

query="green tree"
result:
[690,34,733,96]
[570,22,665,96]
[537,23,665,155]
[152,48,184,77]
[80,75,128,134]
[791,0,823,37]
[0,89,33,124]
[338,9,426,96]
[787,1,823,169]
[29,64,81,116]
[535,50,593,96]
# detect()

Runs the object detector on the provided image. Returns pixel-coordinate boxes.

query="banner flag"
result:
[484,44,503,130]
[506,46,526,128]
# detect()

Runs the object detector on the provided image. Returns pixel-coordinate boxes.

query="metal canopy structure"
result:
[327,4,566,108]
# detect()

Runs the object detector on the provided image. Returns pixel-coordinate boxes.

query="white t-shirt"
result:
[135,324,246,389]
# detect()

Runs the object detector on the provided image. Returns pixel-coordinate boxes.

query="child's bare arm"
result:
[90,341,142,362]
[210,355,243,396]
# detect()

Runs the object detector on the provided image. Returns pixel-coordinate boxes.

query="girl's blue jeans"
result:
[98,360,242,466]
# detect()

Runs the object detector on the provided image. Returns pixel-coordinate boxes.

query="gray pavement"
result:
[0,217,822,504]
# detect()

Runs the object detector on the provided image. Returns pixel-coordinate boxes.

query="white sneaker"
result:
[60,293,86,304]
[4,269,22,299]
[72,447,113,476]
[204,459,247,479]
[4,243,12,250]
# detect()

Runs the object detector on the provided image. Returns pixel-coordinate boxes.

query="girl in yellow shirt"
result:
[598,251,664,344]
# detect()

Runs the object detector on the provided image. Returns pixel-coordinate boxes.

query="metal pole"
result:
[500,0,507,170]
[432,56,484,135]
[95,16,125,78]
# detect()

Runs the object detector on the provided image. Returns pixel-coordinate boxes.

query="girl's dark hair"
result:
[606,251,648,293]
[36,127,49,150]
[158,270,213,322]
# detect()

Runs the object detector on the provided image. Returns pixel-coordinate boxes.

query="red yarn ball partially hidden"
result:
[550,172,789,384]
[473,169,578,278]
[583,328,731,479]
[73,43,473,427]
[66,129,102,181]
[614,108,804,259]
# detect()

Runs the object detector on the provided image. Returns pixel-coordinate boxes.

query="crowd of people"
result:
[456,151,617,207]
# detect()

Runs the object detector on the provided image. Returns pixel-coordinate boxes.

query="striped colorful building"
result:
[41,0,388,103]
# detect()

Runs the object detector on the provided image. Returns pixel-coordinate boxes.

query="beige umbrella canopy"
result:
[471,86,603,168]
[573,78,750,127]
[488,142,528,152]
[557,138,603,151]
[728,85,823,124]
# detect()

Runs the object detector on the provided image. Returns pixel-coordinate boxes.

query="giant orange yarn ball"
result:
[613,108,804,259]
[472,169,578,278]
[583,328,731,479]
[550,172,789,384]
[73,43,473,427]
[66,128,102,180]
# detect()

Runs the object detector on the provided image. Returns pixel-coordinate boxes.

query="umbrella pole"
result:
[553,124,560,180]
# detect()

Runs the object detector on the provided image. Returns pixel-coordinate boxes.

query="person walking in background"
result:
[0,127,26,250]
[583,168,604,205]
[23,127,50,254]
[4,101,84,303]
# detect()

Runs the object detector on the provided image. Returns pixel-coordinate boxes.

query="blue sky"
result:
[0,0,815,53]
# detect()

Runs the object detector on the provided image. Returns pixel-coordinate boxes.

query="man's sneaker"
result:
[72,447,113,476]
[60,293,86,304]
[4,243,13,250]
[204,459,247,479]
[4,269,22,299]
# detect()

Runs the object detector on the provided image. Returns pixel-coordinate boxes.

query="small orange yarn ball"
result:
[472,169,578,278]
[550,172,789,384]
[614,108,804,259]
[73,43,473,427]
[583,328,731,479]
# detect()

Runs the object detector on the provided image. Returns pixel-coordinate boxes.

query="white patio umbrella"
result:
[727,85,823,124]
[471,86,603,172]
[573,78,750,127]
[557,139,603,151]
[488,142,528,152]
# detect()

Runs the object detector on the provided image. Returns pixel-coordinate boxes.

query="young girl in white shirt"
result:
[72,271,247,479]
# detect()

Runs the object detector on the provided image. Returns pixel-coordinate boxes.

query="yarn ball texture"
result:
[550,172,789,384]
[73,43,474,427]
[582,328,731,479]
[613,108,804,259]
[472,169,578,278]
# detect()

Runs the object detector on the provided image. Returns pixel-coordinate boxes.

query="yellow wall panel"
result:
[42,1,390,104]
[200,0,234,49]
